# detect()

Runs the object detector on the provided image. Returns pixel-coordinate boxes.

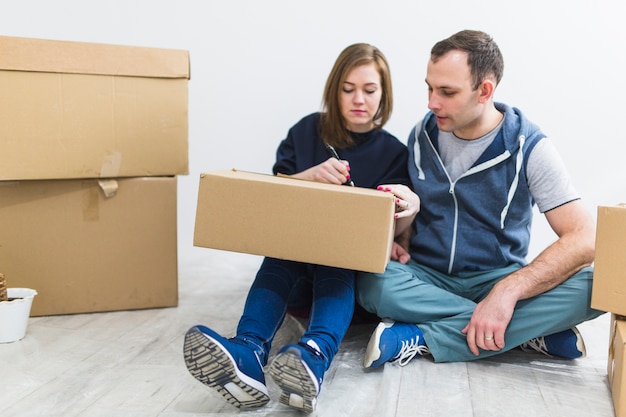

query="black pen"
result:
[326,144,355,187]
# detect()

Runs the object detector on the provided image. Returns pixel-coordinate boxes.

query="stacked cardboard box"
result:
[591,204,626,417]
[0,35,189,316]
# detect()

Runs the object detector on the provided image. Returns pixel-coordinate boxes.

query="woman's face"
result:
[340,62,382,133]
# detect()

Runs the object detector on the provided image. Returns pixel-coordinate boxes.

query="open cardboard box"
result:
[0,35,189,180]
[194,170,397,273]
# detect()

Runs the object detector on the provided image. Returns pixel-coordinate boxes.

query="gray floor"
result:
[0,250,616,417]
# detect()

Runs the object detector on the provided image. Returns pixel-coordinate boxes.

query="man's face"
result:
[425,50,484,139]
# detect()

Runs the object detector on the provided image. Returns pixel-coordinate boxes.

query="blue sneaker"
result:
[183,325,269,409]
[269,340,327,413]
[364,320,430,368]
[520,327,586,359]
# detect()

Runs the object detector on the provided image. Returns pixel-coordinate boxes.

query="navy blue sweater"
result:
[273,113,409,189]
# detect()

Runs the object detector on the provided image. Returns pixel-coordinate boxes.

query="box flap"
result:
[0,35,189,79]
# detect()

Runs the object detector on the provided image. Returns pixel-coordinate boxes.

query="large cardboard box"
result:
[609,314,626,417]
[193,170,396,273]
[591,204,626,316]
[0,177,178,316]
[0,35,189,180]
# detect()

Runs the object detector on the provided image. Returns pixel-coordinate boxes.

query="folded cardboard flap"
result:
[0,35,190,78]
[194,169,396,273]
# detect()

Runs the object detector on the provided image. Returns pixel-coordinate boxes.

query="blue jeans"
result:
[356,260,604,362]
[236,257,355,368]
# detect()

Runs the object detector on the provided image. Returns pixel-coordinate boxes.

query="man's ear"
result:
[477,79,496,103]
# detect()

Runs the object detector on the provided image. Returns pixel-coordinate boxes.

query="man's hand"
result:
[461,286,516,355]
[461,200,595,356]
[390,241,411,264]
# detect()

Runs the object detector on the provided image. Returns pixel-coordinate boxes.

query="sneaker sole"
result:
[363,321,393,368]
[269,349,319,413]
[572,327,587,358]
[183,328,269,409]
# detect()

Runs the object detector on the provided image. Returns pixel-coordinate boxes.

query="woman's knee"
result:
[355,272,385,312]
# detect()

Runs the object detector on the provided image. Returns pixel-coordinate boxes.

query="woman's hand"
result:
[378,185,419,253]
[377,184,420,219]
[291,157,351,185]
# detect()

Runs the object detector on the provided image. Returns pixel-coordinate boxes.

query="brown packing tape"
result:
[81,179,118,221]
[82,181,100,221]
[611,316,618,383]
[610,316,626,417]
[99,152,122,178]
[0,273,7,302]
[97,179,119,198]
[609,315,626,387]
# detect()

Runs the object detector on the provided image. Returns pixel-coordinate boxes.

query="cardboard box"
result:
[0,35,189,180]
[609,314,626,417]
[0,177,178,316]
[591,204,626,316]
[193,170,396,273]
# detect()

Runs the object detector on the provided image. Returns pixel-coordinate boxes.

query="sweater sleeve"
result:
[272,113,322,176]
[272,126,298,175]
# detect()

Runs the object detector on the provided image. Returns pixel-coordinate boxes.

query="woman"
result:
[183,43,415,412]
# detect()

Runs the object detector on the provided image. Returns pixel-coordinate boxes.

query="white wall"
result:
[2,0,625,267]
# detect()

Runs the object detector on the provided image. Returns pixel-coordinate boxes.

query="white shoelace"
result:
[396,339,430,366]
[522,337,551,356]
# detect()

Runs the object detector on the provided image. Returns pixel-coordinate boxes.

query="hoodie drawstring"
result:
[500,135,526,229]
[413,124,426,180]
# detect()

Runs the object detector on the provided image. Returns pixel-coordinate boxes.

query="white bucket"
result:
[0,288,38,343]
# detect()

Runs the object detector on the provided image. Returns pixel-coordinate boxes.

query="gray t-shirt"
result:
[438,118,578,213]
[439,120,503,182]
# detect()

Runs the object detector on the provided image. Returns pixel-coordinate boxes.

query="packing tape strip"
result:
[100,152,122,178]
[97,179,119,198]
[82,179,118,221]
[0,273,7,302]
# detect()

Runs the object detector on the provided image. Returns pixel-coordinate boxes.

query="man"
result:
[356,29,604,365]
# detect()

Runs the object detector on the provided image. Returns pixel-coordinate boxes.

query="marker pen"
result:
[326,144,355,187]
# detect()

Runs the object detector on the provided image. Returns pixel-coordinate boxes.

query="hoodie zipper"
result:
[420,121,523,274]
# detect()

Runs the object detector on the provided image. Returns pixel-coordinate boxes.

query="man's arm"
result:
[463,199,595,354]
[494,199,595,299]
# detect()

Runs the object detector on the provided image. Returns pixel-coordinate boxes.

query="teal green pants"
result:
[356,261,604,362]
